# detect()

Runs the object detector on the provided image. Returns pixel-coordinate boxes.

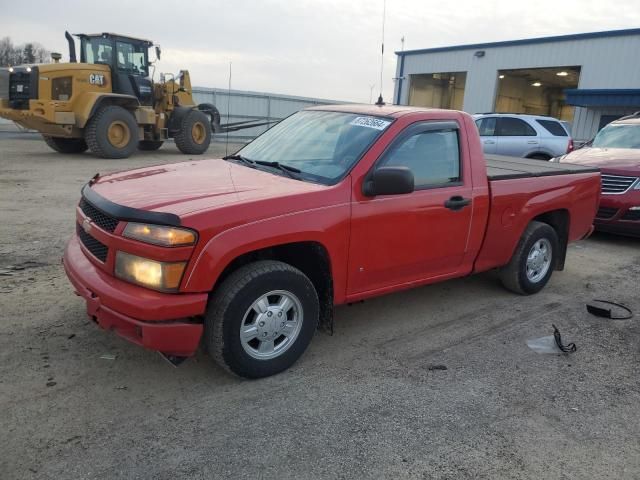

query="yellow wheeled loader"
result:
[0,32,270,159]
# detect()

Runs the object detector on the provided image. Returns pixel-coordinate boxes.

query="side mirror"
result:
[363,166,414,197]
[155,46,161,61]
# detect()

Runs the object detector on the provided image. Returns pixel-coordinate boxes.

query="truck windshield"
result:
[592,124,640,149]
[233,110,393,184]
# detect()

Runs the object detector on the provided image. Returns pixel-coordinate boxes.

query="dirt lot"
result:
[1,131,639,480]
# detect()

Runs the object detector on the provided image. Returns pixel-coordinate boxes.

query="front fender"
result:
[181,203,351,303]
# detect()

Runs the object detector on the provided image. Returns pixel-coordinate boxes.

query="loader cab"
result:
[77,33,154,105]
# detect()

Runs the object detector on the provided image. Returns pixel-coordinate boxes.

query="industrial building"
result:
[393,28,640,141]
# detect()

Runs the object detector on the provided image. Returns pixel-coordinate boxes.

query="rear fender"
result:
[474,184,576,273]
[75,93,140,128]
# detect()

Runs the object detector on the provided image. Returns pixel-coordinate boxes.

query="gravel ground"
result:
[1,132,639,480]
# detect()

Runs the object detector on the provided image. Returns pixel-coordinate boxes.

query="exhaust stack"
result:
[65,31,77,63]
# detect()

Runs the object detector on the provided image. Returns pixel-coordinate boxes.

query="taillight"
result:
[567,138,574,153]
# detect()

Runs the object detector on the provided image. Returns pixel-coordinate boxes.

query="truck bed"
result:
[486,155,599,180]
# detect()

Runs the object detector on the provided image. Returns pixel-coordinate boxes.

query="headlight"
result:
[634,180,640,190]
[115,251,186,292]
[122,223,196,247]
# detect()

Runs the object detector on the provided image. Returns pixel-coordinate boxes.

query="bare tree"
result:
[0,37,51,66]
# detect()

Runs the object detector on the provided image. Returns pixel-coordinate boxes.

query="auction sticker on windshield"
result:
[350,116,392,130]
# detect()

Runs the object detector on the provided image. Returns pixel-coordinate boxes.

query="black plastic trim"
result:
[81,183,182,227]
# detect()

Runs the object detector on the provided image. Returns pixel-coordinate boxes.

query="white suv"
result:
[473,113,574,159]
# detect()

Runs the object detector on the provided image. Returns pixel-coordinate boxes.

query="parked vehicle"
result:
[473,113,574,159]
[553,113,640,237]
[63,105,600,378]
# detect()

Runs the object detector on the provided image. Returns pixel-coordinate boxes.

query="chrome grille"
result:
[601,174,638,194]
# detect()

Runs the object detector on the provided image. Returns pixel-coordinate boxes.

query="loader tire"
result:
[85,105,139,159]
[42,135,88,154]
[174,110,211,155]
[138,140,164,151]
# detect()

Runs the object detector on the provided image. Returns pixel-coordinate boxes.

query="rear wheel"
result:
[174,110,211,154]
[499,221,559,295]
[42,135,88,154]
[85,105,139,159]
[138,140,164,151]
[205,260,319,378]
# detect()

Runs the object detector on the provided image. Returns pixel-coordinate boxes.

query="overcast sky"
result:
[1,0,639,103]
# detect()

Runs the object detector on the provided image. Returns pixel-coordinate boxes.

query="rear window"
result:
[536,119,568,137]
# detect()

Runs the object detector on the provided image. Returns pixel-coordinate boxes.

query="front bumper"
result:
[594,191,640,238]
[63,236,208,356]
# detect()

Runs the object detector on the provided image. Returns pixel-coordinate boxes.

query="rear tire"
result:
[42,135,88,154]
[85,105,139,159]
[499,221,559,295]
[527,153,551,160]
[138,140,164,151]
[205,260,319,378]
[174,109,211,155]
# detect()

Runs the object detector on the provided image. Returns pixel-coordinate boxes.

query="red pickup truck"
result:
[63,105,600,378]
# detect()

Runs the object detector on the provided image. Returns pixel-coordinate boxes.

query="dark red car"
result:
[555,114,640,237]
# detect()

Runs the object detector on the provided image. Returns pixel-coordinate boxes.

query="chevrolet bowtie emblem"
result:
[82,217,92,234]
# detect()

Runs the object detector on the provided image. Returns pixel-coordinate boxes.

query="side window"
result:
[497,117,537,136]
[380,129,461,188]
[116,41,148,76]
[476,117,496,136]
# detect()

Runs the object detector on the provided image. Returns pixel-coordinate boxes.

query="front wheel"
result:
[205,260,319,378]
[174,109,211,154]
[499,221,559,295]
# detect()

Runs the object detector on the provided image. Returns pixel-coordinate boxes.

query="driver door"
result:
[348,121,474,295]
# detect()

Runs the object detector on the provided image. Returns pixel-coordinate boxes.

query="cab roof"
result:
[305,103,444,118]
[75,32,154,47]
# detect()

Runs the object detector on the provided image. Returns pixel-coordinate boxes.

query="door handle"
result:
[484,140,496,144]
[444,196,471,211]
[527,140,538,144]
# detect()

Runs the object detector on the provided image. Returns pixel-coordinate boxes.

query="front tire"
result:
[42,135,88,154]
[499,221,559,295]
[205,260,319,378]
[85,105,139,159]
[174,109,211,154]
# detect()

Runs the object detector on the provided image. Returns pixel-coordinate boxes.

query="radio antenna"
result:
[225,61,232,157]
[375,0,386,106]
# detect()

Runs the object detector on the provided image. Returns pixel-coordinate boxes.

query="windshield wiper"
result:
[223,154,257,168]
[254,160,303,180]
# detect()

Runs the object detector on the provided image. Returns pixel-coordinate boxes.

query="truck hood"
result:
[560,148,640,176]
[90,159,327,217]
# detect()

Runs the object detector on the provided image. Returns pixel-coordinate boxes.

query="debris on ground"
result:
[586,300,633,320]
[427,364,448,371]
[99,354,116,361]
[527,324,577,354]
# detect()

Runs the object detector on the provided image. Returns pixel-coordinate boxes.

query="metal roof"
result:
[565,89,640,107]
[74,32,154,46]
[396,27,640,56]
